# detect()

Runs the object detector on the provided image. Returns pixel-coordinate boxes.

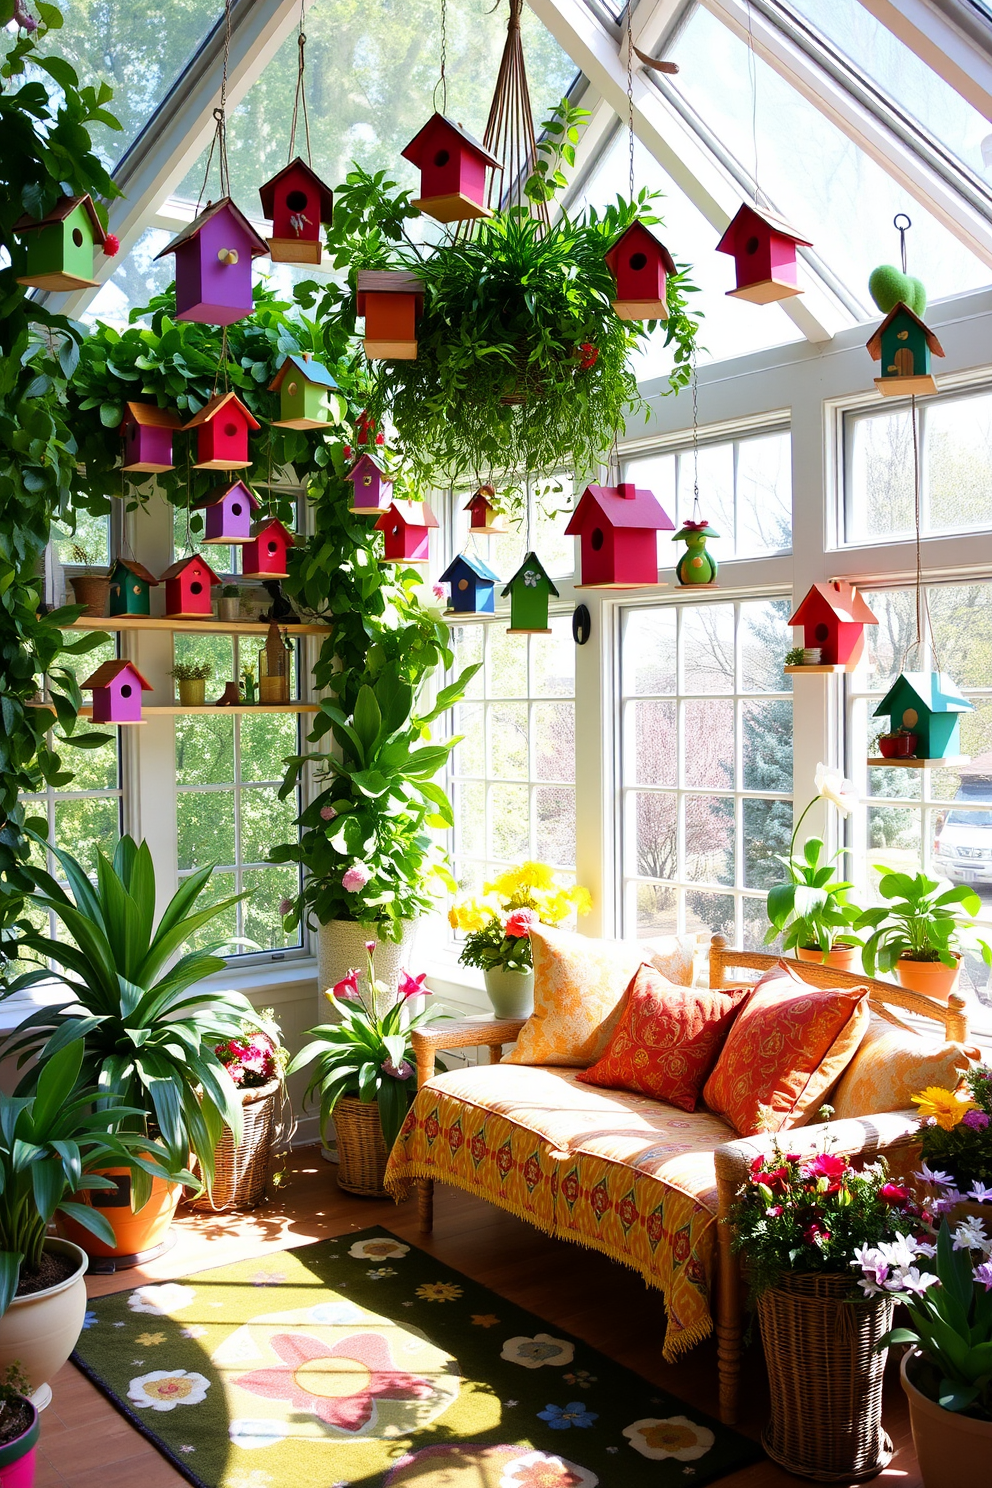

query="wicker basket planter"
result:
[757,1272,894,1481]
[333,1096,390,1198]
[188,1077,281,1212]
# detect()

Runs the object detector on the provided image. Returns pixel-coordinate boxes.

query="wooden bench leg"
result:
[715,1216,742,1425]
[417,1178,434,1234]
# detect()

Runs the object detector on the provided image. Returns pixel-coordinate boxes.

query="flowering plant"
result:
[910,1072,992,1208]
[764,763,863,954]
[213,1010,288,1090]
[449,861,592,973]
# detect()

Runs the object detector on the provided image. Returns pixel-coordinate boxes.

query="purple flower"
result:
[917,1164,955,1189]
[382,1057,413,1080]
[342,862,371,893]
[967,1182,992,1204]
[278,898,293,916]
[963,1109,990,1130]
[975,1260,992,1291]
[320,804,337,821]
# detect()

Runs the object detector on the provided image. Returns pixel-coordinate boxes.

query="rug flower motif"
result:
[233,1329,433,1431]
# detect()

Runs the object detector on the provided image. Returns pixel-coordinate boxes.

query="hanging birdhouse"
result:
[155,197,267,324]
[356,270,424,359]
[346,453,393,514]
[161,554,223,618]
[866,303,944,396]
[120,403,183,474]
[401,113,500,223]
[374,501,439,564]
[503,552,559,634]
[604,221,676,321]
[194,480,260,544]
[439,553,500,615]
[82,660,153,726]
[715,204,812,304]
[258,158,334,264]
[13,194,108,292]
[109,559,159,618]
[464,485,507,535]
[242,518,294,579]
[874,673,971,761]
[185,391,260,470]
[673,520,719,586]
[564,481,675,588]
[788,582,878,670]
[269,354,340,429]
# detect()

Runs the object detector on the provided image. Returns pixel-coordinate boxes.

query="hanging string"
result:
[210,326,231,397]
[433,0,448,114]
[287,0,312,166]
[184,443,194,556]
[625,3,635,199]
[474,0,541,229]
[895,212,911,273]
[197,0,233,208]
[745,0,761,205]
[909,393,941,673]
[690,352,701,522]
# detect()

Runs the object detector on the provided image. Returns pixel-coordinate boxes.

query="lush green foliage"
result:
[856,869,992,972]
[765,836,862,954]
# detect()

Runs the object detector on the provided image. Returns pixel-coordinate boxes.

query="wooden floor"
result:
[35,1145,922,1488]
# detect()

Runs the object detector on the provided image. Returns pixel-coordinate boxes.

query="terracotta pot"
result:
[483,966,535,1019]
[176,678,206,707]
[0,1398,39,1487]
[896,954,961,1004]
[825,942,861,973]
[901,1348,992,1488]
[68,574,110,618]
[0,1239,87,1410]
[60,1167,182,1263]
[794,946,824,963]
[878,733,918,758]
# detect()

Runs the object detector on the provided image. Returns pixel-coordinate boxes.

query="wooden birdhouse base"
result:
[241,569,289,580]
[470,524,508,536]
[17,270,99,291]
[272,415,335,430]
[611,298,669,321]
[200,533,250,545]
[380,555,429,564]
[411,192,492,223]
[349,505,389,516]
[867,756,969,768]
[193,458,252,470]
[507,627,552,635]
[122,460,174,474]
[784,663,854,674]
[575,581,666,590]
[266,237,321,265]
[874,374,938,396]
[364,338,418,360]
[164,610,219,620]
[726,278,803,305]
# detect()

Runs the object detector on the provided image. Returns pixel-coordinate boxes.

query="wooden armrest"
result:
[411,1019,526,1088]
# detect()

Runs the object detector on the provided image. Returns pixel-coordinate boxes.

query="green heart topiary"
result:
[868,264,927,318]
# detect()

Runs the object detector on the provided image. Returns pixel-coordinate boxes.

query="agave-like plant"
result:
[3,835,267,1197]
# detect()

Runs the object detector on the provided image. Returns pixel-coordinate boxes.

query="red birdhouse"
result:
[564,481,675,588]
[401,113,500,223]
[120,403,183,474]
[604,221,676,321]
[258,157,334,264]
[346,454,393,514]
[464,485,507,535]
[185,391,260,470]
[716,203,812,304]
[161,554,223,617]
[241,518,295,579]
[82,659,153,726]
[155,197,267,324]
[374,500,439,564]
[195,480,260,544]
[357,270,424,359]
[787,582,879,669]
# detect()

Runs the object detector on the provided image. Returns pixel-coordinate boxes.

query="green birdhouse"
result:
[502,551,559,634]
[13,194,107,292]
[874,671,971,760]
[269,353,340,429]
[108,558,159,617]
[673,519,719,586]
[866,303,944,397]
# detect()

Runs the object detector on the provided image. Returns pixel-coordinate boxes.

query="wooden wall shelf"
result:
[68,616,330,636]
[867,756,969,769]
[29,702,318,718]
[784,664,852,674]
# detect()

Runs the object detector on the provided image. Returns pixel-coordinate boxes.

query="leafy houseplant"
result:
[170,658,213,706]
[855,869,992,999]
[764,764,862,963]
[0,1364,38,1473]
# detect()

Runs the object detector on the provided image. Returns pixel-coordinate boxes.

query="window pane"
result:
[243,868,302,953]
[623,609,677,696]
[487,627,527,699]
[682,606,735,694]
[177,790,235,871]
[736,434,792,557]
[744,798,793,890]
[628,701,677,788]
[535,786,575,868]
[52,511,110,570]
[181,872,238,954]
[53,798,119,873]
[743,700,794,792]
[489,703,528,780]
[684,890,735,940]
[683,444,734,544]
[454,781,486,859]
[176,716,234,785]
[240,786,298,866]
[453,703,485,777]
[240,713,298,783]
[534,703,575,784]
[741,600,793,693]
[685,795,735,886]
[684,700,734,787]
[529,617,575,698]
[489,784,529,859]
[630,791,677,880]
[631,882,678,938]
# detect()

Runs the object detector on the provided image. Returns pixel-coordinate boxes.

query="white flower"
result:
[968,1182,992,1204]
[348,1237,410,1261]
[814,762,858,818]
[229,1419,287,1450]
[501,1450,599,1486]
[898,1268,939,1296]
[917,1165,955,1189]
[127,1283,196,1317]
[500,1333,575,1369]
[953,1217,991,1252]
[876,1235,921,1271]
[523,570,539,588]
[181,1325,208,1339]
[624,1417,715,1461]
[128,1370,209,1412]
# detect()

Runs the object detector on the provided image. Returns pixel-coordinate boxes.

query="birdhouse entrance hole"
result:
[72,227,84,246]
[286,190,308,211]
[591,528,605,551]
[363,474,372,486]
[231,502,243,516]
[391,524,401,538]
[190,581,203,595]
[225,422,238,437]
[745,236,759,255]
[815,622,830,642]
[120,684,132,699]
[434,148,450,167]
[629,251,648,271]
[267,541,278,555]
[458,578,469,591]
[287,381,298,397]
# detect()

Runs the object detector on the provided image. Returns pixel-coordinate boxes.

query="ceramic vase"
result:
[483,966,534,1019]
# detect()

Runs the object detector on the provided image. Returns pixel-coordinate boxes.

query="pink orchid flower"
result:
[398,969,429,1000]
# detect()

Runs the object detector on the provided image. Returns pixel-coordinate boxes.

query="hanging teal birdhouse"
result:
[674,519,719,586]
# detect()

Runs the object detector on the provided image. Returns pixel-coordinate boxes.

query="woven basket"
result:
[757,1272,894,1481]
[188,1078,281,1212]
[333,1096,389,1197]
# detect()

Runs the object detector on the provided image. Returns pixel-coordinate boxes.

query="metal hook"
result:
[893,213,912,274]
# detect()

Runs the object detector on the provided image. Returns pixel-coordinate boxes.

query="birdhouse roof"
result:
[183,390,261,432]
[258,157,334,222]
[249,517,295,543]
[13,192,107,244]
[268,353,339,393]
[439,552,501,585]
[159,554,223,585]
[673,521,720,542]
[82,659,153,692]
[788,581,878,628]
[564,483,675,534]
[155,197,268,260]
[715,201,812,254]
[502,551,560,598]
[866,303,945,360]
[121,402,183,430]
[375,500,439,531]
[111,558,159,585]
[345,452,389,486]
[604,220,677,277]
[874,671,972,718]
[192,479,260,511]
[464,486,497,512]
[356,269,424,300]
[401,112,500,170]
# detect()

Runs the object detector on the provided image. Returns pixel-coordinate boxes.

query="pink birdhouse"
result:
[120,403,183,474]
[464,485,507,535]
[155,197,267,324]
[346,453,393,514]
[258,157,334,265]
[195,480,260,544]
[715,203,812,304]
[401,113,500,223]
[82,659,153,725]
[604,221,676,321]
[185,391,260,470]
[564,481,675,588]
[374,500,439,564]
[161,554,223,617]
[241,518,294,579]
[788,581,879,669]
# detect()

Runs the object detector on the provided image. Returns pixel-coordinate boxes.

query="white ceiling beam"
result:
[858,0,992,122]
[702,0,992,266]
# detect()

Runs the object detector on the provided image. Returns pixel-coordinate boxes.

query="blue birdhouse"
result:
[439,552,501,615]
[874,672,971,761]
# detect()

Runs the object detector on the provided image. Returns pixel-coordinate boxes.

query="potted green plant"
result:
[189,1012,289,1213]
[765,763,863,969]
[169,658,213,706]
[0,1366,40,1485]
[855,869,992,1001]
[64,541,110,618]
[219,583,240,622]
[875,726,918,759]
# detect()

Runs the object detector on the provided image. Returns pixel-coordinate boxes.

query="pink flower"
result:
[342,862,371,893]
[879,1182,910,1207]
[753,1166,790,1192]
[505,908,539,938]
[807,1153,847,1182]
[432,584,445,601]
[766,1204,784,1218]
[804,1221,831,1245]
[365,939,377,955]
[332,969,362,1003]
[975,1260,992,1291]
[398,969,428,1000]
[320,804,337,821]
[279,898,294,916]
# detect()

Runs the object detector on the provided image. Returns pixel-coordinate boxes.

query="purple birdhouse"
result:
[82,659,153,725]
[346,453,393,514]
[155,197,267,325]
[120,403,183,474]
[195,480,260,544]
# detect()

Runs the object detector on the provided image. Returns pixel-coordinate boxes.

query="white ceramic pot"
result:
[317,919,418,1014]
[483,966,535,1020]
[0,1239,88,1409]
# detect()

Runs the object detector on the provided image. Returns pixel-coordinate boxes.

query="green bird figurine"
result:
[674,518,719,585]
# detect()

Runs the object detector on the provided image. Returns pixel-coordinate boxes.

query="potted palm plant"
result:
[856,869,992,1001]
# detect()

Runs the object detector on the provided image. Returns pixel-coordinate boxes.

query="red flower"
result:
[103,233,120,257]
[398,969,428,1000]
[577,341,599,369]
[803,1221,831,1245]
[753,1166,790,1191]
[879,1182,910,1207]
[505,908,539,938]
[766,1204,784,1217]
[343,445,352,459]
[375,431,385,445]
[807,1153,847,1181]
[332,969,362,1003]
[235,1331,432,1431]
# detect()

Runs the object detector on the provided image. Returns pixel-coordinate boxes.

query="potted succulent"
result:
[0,1366,40,1486]
[64,541,110,618]
[219,583,240,622]
[189,1013,289,1213]
[765,763,863,969]
[856,869,992,1001]
[170,657,213,706]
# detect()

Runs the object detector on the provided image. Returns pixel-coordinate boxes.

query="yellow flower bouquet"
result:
[449,861,592,972]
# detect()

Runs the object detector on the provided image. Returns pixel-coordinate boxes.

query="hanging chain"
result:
[287,0,312,165]
[197,0,233,207]
[626,3,635,198]
[433,0,448,114]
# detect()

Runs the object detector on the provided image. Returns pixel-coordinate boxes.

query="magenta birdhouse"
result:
[82,659,152,725]
[564,481,675,589]
[604,221,676,321]
[716,204,812,304]
[242,518,294,578]
[161,554,222,617]
[258,158,333,265]
[120,403,183,474]
[346,453,393,514]
[195,480,260,544]
[155,197,267,324]
[788,581,879,669]
[464,485,507,535]
[185,391,260,470]
[401,113,500,223]
[374,500,439,564]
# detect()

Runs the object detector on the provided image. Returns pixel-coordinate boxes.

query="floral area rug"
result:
[71,1227,761,1488]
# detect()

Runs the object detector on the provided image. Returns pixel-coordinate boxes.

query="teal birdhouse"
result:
[874,672,971,761]
[673,519,719,586]
[502,552,559,634]
[13,194,108,292]
[109,559,159,617]
[269,354,340,430]
[866,303,944,397]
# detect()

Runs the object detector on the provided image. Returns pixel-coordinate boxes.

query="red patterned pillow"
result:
[576,964,750,1112]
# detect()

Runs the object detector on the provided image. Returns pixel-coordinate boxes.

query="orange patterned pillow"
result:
[576,963,750,1111]
[505,926,700,1068]
[830,1015,978,1120]
[702,962,870,1136]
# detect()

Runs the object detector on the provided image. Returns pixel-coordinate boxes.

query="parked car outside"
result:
[934,779,992,887]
